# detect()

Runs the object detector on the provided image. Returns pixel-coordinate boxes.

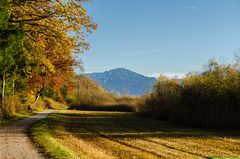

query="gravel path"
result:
[0,109,54,159]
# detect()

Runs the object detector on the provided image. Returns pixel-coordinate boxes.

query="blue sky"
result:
[80,0,240,78]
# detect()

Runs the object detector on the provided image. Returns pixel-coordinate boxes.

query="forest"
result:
[0,0,97,118]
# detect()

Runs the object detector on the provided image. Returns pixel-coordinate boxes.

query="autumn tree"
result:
[138,59,240,128]
[0,0,97,115]
[7,0,97,100]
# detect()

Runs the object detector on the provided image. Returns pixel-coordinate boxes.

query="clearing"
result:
[32,110,240,159]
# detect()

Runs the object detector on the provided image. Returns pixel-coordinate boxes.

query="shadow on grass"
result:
[49,112,240,139]
[68,104,134,112]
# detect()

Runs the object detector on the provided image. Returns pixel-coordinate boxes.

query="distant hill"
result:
[86,68,156,96]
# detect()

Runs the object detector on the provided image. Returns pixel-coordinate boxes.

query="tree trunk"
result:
[2,72,5,105]
[77,82,80,99]
[1,72,6,117]
[29,93,41,109]
[12,78,15,95]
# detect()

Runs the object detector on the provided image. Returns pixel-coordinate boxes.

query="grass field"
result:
[32,110,240,159]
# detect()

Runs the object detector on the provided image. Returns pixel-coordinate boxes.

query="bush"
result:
[137,61,240,128]
[136,76,181,120]
[44,98,68,109]
[2,96,25,118]
[1,95,45,118]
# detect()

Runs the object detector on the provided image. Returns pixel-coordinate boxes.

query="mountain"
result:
[86,68,156,96]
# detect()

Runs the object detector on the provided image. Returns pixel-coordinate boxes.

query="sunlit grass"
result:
[31,110,240,159]
[31,119,80,159]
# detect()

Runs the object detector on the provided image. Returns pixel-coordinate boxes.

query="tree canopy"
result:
[0,0,97,115]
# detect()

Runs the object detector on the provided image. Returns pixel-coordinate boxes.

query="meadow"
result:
[32,110,240,159]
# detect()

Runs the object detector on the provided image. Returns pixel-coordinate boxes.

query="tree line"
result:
[66,75,136,112]
[0,0,97,117]
[137,58,240,128]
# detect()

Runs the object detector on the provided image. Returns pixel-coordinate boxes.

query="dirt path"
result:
[0,109,54,159]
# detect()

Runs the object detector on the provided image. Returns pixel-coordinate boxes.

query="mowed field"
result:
[32,110,240,159]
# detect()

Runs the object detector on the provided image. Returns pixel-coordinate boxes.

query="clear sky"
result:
[80,0,240,78]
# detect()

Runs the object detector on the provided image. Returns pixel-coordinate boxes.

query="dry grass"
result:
[32,110,240,159]
[44,98,68,109]
[67,75,138,112]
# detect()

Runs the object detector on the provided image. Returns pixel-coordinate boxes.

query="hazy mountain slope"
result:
[86,68,156,96]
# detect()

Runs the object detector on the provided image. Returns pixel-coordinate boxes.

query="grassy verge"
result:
[0,97,68,128]
[0,119,11,127]
[31,110,240,159]
[0,112,34,128]
[31,118,79,159]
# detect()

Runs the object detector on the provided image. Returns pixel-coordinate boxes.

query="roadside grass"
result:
[0,97,68,128]
[0,119,10,127]
[0,112,34,128]
[31,110,240,159]
[31,118,81,159]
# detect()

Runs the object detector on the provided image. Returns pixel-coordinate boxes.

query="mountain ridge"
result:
[85,68,156,96]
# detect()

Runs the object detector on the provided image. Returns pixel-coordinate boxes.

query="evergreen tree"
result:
[0,0,24,115]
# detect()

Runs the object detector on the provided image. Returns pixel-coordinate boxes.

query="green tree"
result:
[0,0,24,116]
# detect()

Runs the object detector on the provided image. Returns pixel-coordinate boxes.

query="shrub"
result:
[44,98,68,109]
[136,76,181,120]
[137,60,240,128]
